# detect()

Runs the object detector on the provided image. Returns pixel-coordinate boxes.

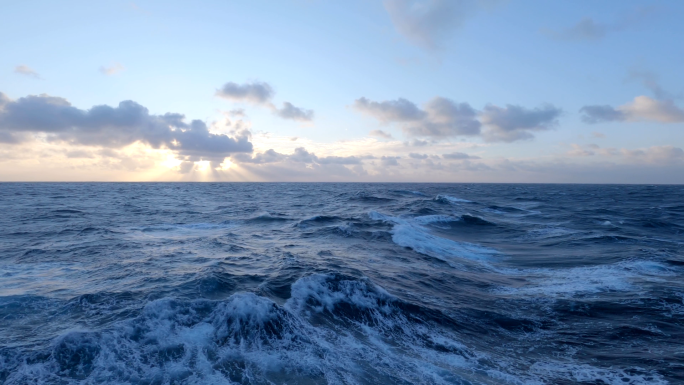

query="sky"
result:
[1,0,683,183]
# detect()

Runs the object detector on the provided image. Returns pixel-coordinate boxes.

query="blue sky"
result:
[1,0,683,182]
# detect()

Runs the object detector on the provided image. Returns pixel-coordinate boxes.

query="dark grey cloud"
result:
[0,92,252,159]
[579,105,626,124]
[277,102,314,122]
[359,96,559,142]
[354,97,425,122]
[14,65,40,79]
[480,104,562,142]
[369,129,394,139]
[546,7,655,42]
[384,0,500,50]
[216,81,274,104]
[409,152,428,159]
[355,96,481,138]
[217,81,314,122]
[404,97,481,137]
[442,152,480,159]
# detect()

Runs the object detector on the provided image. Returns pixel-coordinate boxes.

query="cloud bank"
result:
[0,92,252,159]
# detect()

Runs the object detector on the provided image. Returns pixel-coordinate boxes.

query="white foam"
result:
[530,361,668,385]
[497,260,675,298]
[413,215,460,226]
[285,274,394,315]
[436,194,472,204]
[369,211,498,265]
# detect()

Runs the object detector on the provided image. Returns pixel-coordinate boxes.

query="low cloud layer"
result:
[581,96,684,124]
[567,143,684,165]
[384,0,499,50]
[232,147,365,165]
[0,92,252,159]
[216,81,313,122]
[355,96,560,142]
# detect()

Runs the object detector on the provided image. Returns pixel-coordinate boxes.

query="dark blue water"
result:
[1,183,682,384]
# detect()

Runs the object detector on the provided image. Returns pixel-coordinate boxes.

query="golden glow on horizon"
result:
[195,160,211,172]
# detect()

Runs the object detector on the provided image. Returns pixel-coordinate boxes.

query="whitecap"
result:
[369,211,498,265]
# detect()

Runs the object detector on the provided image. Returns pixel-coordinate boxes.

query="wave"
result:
[351,191,395,203]
[136,222,237,232]
[392,190,429,197]
[435,194,473,204]
[294,215,344,229]
[369,211,498,265]
[495,260,676,298]
[3,274,666,384]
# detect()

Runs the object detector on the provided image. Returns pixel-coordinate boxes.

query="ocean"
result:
[0,183,682,384]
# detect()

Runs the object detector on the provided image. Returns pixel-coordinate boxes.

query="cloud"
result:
[384,0,499,50]
[0,92,252,160]
[621,145,684,164]
[566,143,595,157]
[354,97,425,122]
[547,17,607,41]
[409,152,427,159]
[216,81,313,121]
[565,143,684,165]
[228,108,246,117]
[232,147,364,165]
[592,131,605,138]
[216,81,274,104]
[369,129,393,139]
[14,65,40,79]
[480,104,562,142]
[581,96,684,124]
[442,151,480,159]
[355,96,481,138]
[277,102,314,122]
[546,7,655,41]
[405,97,481,137]
[99,63,125,76]
[380,156,400,166]
[405,139,430,146]
[627,69,675,101]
